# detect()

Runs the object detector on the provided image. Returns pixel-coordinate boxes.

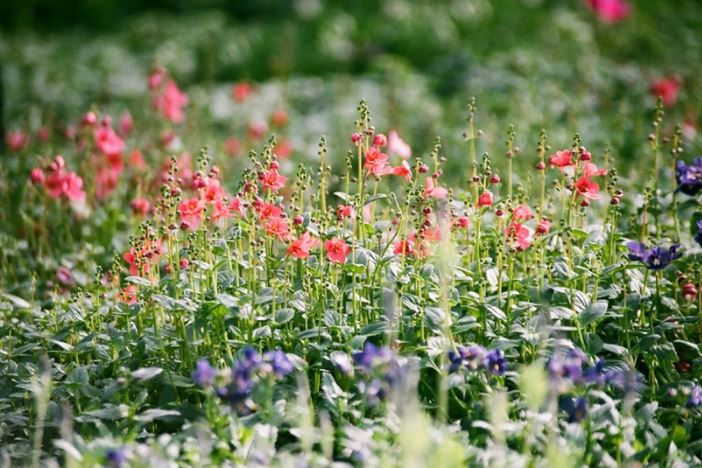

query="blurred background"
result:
[1,0,701,174]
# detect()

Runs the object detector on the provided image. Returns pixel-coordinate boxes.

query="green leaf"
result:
[124,276,152,287]
[580,300,608,326]
[134,409,180,423]
[77,404,128,421]
[1,293,30,309]
[274,308,295,325]
[131,367,163,381]
[483,304,506,322]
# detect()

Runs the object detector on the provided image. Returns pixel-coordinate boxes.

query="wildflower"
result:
[271,109,289,127]
[274,139,293,159]
[56,266,75,287]
[651,78,680,107]
[229,196,245,217]
[232,82,253,102]
[264,350,294,378]
[118,285,138,305]
[364,147,390,176]
[391,161,412,182]
[264,217,290,240]
[393,239,415,256]
[423,177,448,199]
[148,66,166,90]
[477,191,493,208]
[626,241,682,270]
[154,80,188,123]
[512,204,533,221]
[95,124,125,157]
[373,133,387,147]
[687,385,702,408]
[119,112,134,136]
[585,0,631,23]
[387,130,412,159]
[675,158,702,195]
[682,283,697,301]
[455,216,471,229]
[484,348,507,376]
[325,238,351,264]
[560,396,589,423]
[178,198,205,230]
[575,175,601,199]
[225,136,242,156]
[106,447,128,468]
[192,359,218,388]
[6,130,28,152]
[337,204,354,219]
[548,149,573,171]
[505,222,533,251]
[30,168,45,185]
[448,345,486,372]
[536,218,551,235]
[261,168,287,191]
[695,220,702,246]
[287,231,320,259]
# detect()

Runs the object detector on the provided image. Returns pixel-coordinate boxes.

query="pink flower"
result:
[364,147,390,176]
[30,168,45,185]
[264,217,290,240]
[148,66,166,90]
[393,239,415,256]
[512,204,534,221]
[575,176,601,200]
[95,167,119,200]
[424,177,448,199]
[391,161,412,182]
[261,169,287,191]
[229,196,245,217]
[119,112,134,136]
[178,198,205,229]
[94,125,125,156]
[274,139,293,159]
[131,198,151,216]
[270,109,289,127]
[118,285,138,305]
[651,78,680,107]
[325,238,351,263]
[56,266,75,287]
[210,199,232,223]
[225,137,242,156]
[154,80,188,123]
[258,202,283,221]
[585,0,630,23]
[536,218,551,235]
[549,150,573,171]
[505,222,533,251]
[287,231,320,259]
[337,205,354,219]
[232,82,253,102]
[582,162,607,178]
[455,216,471,229]
[62,172,85,201]
[387,130,412,159]
[477,191,493,208]
[6,130,28,152]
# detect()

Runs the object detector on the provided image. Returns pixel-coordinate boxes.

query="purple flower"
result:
[605,369,643,393]
[676,157,702,195]
[352,342,403,404]
[560,396,588,423]
[687,385,702,408]
[353,342,394,370]
[192,359,217,388]
[695,220,702,247]
[448,345,487,372]
[626,241,682,270]
[484,348,507,376]
[264,350,293,378]
[331,351,353,376]
[106,447,127,468]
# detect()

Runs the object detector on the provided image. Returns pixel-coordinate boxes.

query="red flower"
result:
[651,78,680,107]
[548,150,573,171]
[393,239,415,256]
[271,109,289,127]
[94,125,125,157]
[264,217,290,240]
[505,222,533,251]
[455,216,471,229]
[512,204,533,221]
[325,238,351,263]
[118,285,138,305]
[585,0,630,23]
[536,218,551,236]
[337,205,354,219]
[261,169,287,191]
[178,198,205,230]
[30,168,45,185]
[232,82,253,103]
[391,161,412,182]
[477,191,493,208]
[575,176,600,200]
[258,202,283,221]
[131,198,151,217]
[364,147,390,177]
[229,196,245,217]
[6,130,28,152]
[287,231,320,259]
[148,66,166,90]
[424,177,448,199]
[274,139,293,159]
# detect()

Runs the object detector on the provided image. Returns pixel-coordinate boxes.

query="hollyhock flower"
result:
[61,172,86,202]
[95,167,120,200]
[364,146,390,176]
[536,218,551,235]
[258,202,284,221]
[575,175,601,200]
[95,125,125,156]
[155,80,189,123]
[548,150,573,171]
[512,204,533,221]
[675,158,702,195]
[202,181,225,203]
[129,149,146,170]
[130,198,150,217]
[582,162,607,178]
[387,130,412,159]
[30,168,45,185]
[695,220,702,246]
[225,137,242,157]
[626,241,682,270]
[274,139,293,159]
[424,177,448,199]
[248,121,267,141]
[119,112,134,136]
[505,222,533,251]
[229,196,245,217]
[682,283,697,301]
[585,0,630,23]
[232,82,253,102]
[6,130,28,152]
[271,109,289,127]
[264,217,290,240]
[373,133,387,147]
[325,238,351,264]
[651,78,680,107]
[455,216,471,229]
[56,266,75,287]
[477,190,493,208]
[261,169,287,191]
[118,285,138,305]
[422,226,442,242]
[210,199,232,223]
[192,359,218,388]
[287,231,320,259]
[178,198,205,230]
[81,111,97,127]
[391,160,412,182]
[148,66,166,90]
[393,239,415,256]
[337,205,354,219]
[37,126,50,142]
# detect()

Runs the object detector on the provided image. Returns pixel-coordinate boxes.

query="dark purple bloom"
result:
[484,348,507,376]
[192,358,217,388]
[560,396,588,423]
[687,385,702,408]
[695,220,702,247]
[352,342,403,404]
[626,241,682,270]
[264,350,293,378]
[106,447,127,468]
[353,342,394,370]
[448,345,486,373]
[584,358,606,385]
[676,157,702,195]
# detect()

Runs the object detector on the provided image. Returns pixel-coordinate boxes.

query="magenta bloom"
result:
[585,0,631,23]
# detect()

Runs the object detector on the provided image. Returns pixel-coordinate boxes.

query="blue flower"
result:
[448,345,486,372]
[352,342,403,404]
[560,396,588,423]
[484,348,507,376]
[695,220,702,247]
[192,358,217,388]
[106,447,127,468]
[687,385,702,408]
[264,350,293,378]
[626,241,682,270]
[676,157,702,195]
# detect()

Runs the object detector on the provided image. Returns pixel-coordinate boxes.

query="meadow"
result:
[1,0,702,466]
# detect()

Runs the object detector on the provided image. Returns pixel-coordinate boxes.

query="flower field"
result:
[1,0,702,466]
